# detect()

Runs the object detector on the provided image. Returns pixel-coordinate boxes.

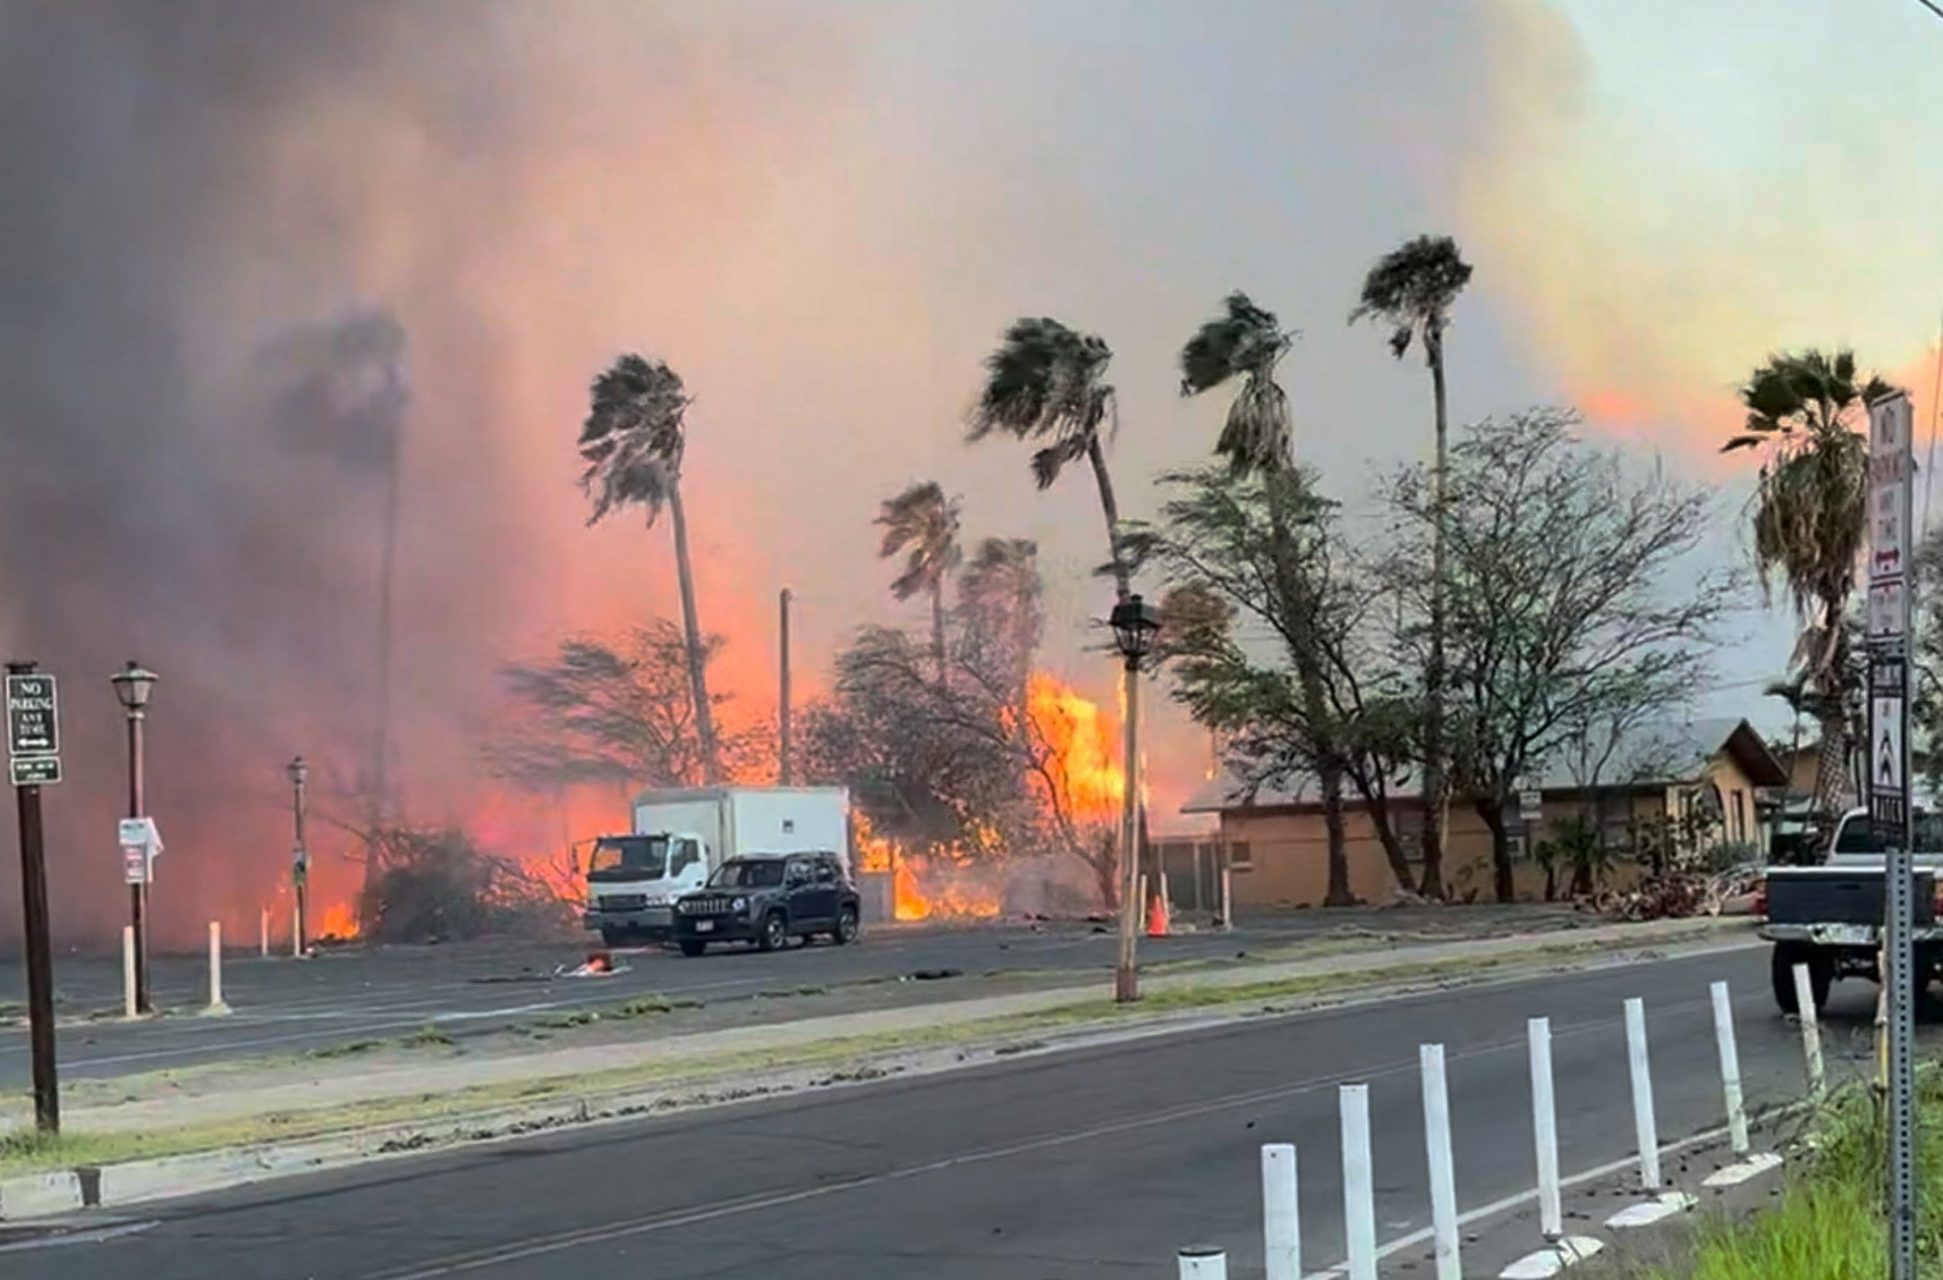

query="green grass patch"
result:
[1614,1072,1943,1278]
[401,1026,454,1049]
[306,1039,384,1060]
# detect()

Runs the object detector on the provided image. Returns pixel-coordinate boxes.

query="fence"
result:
[1167,969,1818,1279]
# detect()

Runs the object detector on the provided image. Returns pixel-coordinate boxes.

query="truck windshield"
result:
[588,836,670,881]
[1834,813,1943,853]
[708,860,787,889]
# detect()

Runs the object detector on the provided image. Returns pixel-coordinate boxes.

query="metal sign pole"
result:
[5,660,59,1133]
[1868,391,1917,1280]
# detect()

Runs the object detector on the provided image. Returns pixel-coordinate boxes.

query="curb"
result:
[0,1170,83,1218]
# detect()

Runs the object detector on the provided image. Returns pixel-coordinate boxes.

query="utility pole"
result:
[289,756,310,956]
[779,587,793,786]
[6,660,60,1132]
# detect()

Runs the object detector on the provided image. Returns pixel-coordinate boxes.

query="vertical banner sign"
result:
[1868,389,1916,1280]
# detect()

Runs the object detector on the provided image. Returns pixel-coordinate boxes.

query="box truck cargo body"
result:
[582,786,850,944]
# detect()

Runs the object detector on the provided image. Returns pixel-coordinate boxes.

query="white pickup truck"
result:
[1759,807,1943,1015]
[582,786,850,946]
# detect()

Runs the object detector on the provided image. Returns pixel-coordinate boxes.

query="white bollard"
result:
[1176,1246,1228,1280]
[259,906,269,958]
[1419,1045,1462,1280]
[207,920,227,1013]
[1624,997,1662,1190]
[1529,1016,1563,1240]
[292,901,302,957]
[1261,1143,1300,1280]
[1709,980,1749,1155]
[122,924,137,1019]
[1340,1084,1378,1280]
[1793,963,1826,1101]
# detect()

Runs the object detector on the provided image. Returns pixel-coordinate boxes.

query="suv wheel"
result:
[757,911,788,953]
[679,939,707,958]
[833,906,859,946]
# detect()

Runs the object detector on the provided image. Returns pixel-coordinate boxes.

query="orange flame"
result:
[1026,672,1123,823]
[316,900,361,941]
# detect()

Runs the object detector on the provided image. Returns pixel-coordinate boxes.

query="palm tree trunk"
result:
[1810,599,1851,847]
[1086,437,1131,603]
[930,579,948,687]
[666,481,723,784]
[1418,332,1451,900]
[364,452,401,895]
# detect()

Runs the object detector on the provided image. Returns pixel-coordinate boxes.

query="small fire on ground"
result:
[856,816,1003,922]
[316,901,361,941]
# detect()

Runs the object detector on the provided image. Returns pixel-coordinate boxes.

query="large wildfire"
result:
[854,672,1124,922]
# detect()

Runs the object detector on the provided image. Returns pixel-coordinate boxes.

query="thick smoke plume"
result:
[0,1,868,946]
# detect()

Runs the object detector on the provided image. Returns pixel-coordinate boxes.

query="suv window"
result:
[707,859,786,889]
[785,857,813,886]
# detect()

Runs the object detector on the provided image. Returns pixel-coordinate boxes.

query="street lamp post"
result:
[1110,594,1161,1003]
[110,661,158,1014]
[288,756,309,956]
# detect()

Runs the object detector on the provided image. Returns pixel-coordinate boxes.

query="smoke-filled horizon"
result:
[7,0,1943,945]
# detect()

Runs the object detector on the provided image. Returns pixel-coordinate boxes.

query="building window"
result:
[1732,790,1747,843]
[1227,841,1253,873]
[1507,833,1528,861]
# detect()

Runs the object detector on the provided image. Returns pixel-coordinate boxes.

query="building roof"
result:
[1181,716,1788,815]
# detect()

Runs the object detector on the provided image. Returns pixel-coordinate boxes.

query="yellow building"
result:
[1176,718,1787,907]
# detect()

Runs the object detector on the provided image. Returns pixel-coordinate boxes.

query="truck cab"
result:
[583,832,710,945]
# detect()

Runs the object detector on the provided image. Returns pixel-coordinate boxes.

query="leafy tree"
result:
[577,354,722,783]
[487,621,767,791]
[1178,292,1354,904]
[956,536,1043,710]
[1394,409,1728,901]
[968,318,1131,600]
[358,824,570,944]
[1128,465,1420,896]
[1721,348,1890,828]
[875,481,962,683]
[1352,235,1472,898]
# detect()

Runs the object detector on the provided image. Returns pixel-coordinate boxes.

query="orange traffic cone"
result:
[1146,888,1170,938]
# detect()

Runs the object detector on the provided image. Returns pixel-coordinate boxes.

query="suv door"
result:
[784,857,826,931]
[811,854,845,927]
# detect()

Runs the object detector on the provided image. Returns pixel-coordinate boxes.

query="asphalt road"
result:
[0,907,1583,1086]
[0,941,1862,1279]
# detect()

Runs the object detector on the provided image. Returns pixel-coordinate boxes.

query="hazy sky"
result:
[4,0,1941,935]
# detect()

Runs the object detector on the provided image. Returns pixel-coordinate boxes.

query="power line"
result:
[1918,0,1943,21]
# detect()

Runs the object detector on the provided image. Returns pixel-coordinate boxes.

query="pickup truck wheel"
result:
[833,906,859,946]
[757,911,788,953]
[678,939,707,957]
[1771,944,1831,1016]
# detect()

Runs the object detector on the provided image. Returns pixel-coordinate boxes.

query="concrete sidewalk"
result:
[20,914,1755,1138]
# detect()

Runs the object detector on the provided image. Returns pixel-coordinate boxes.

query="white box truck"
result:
[582,786,850,945]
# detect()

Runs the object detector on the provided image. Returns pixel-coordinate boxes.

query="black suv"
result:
[672,852,860,956]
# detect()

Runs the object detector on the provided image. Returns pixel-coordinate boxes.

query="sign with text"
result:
[4,673,58,758]
[1870,392,1914,638]
[8,755,59,787]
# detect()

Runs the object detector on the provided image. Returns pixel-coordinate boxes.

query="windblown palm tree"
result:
[957,536,1043,711]
[875,481,963,683]
[968,318,1131,600]
[1178,293,1353,905]
[1724,348,1891,827]
[1352,235,1472,899]
[578,353,722,784]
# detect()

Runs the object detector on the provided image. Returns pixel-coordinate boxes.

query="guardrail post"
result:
[1529,1016,1563,1239]
[1420,1044,1462,1279]
[1624,997,1661,1190]
[1709,980,1748,1155]
[1341,1083,1377,1280]
[1792,963,1826,1101]
[1176,1245,1227,1279]
[1261,1143,1300,1280]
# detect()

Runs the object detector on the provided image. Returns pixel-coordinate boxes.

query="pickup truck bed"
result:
[1760,864,1940,1013]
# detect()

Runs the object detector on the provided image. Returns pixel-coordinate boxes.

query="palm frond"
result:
[874,480,962,601]
[579,353,689,526]
[1350,235,1473,361]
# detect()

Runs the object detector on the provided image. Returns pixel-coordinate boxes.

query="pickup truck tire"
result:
[757,911,788,953]
[832,906,859,945]
[1771,943,1832,1016]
